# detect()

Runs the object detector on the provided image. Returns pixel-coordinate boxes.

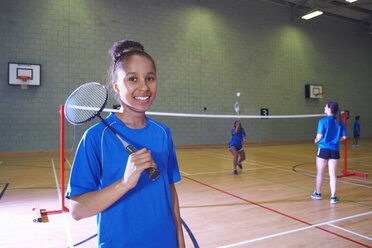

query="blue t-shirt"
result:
[66,113,181,248]
[229,128,246,147]
[353,121,360,136]
[317,116,346,152]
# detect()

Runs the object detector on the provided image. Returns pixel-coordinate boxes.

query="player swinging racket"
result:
[65,40,185,247]
[229,120,246,176]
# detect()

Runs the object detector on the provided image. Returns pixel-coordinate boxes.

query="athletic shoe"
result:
[237,162,243,169]
[311,191,322,200]
[330,197,339,204]
[233,169,238,176]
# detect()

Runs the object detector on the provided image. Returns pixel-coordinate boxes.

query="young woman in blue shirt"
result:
[66,40,185,247]
[229,120,246,175]
[312,101,347,204]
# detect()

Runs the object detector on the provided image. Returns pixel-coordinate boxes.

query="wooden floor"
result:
[1,140,371,248]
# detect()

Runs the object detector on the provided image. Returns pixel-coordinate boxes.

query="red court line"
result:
[183,175,371,248]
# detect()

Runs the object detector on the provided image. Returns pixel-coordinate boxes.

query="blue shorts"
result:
[317,148,340,159]
[229,144,243,152]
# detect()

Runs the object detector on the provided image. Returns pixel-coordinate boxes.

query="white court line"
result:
[239,159,372,188]
[184,166,273,176]
[0,161,2,165]
[217,211,372,248]
[348,156,372,161]
[65,158,72,169]
[327,223,372,241]
[189,150,372,187]
[51,159,74,248]
[180,170,190,175]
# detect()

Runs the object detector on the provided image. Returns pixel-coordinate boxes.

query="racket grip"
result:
[126,145,160,181]
[125,145,137,154]
[145,167,160,181]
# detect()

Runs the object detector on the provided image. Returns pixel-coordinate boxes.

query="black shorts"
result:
[354,134,360,138]
[317,148,340,159]
[229,144,243,152]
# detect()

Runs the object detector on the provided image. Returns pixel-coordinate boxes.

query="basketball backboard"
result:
[8,62,41,87]
[305,84,323,99]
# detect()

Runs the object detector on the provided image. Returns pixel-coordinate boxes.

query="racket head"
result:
[234,101,240,113]
[64,82,108,125]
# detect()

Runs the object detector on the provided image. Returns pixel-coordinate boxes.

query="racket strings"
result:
[65,83,108,124]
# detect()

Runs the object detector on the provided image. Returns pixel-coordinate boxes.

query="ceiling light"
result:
[301,10,323,20]
[346,0,357,3]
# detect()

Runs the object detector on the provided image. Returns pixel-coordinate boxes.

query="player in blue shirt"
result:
[312,101,346,204]
[66,40,185,247]
[229,120,246,175]
[352,116,360,148]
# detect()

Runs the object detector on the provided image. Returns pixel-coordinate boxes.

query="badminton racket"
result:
[234,92,240,119]
[64,82,160,181]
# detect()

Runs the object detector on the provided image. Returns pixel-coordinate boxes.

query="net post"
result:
[337,111,368,178]
[59,105,69,212]
[343,111,347,174]
[34,106,69,222]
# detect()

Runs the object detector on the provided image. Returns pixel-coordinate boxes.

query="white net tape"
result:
[67,106,341,119]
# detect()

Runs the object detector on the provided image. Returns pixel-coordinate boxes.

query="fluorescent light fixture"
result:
[346,0,357,3]
[301,10,323,20]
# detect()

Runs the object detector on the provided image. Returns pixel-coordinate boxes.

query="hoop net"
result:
[17,76,31,90]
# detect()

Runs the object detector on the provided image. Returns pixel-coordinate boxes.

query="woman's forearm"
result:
[69,179,132,220]
[170,183,185,248]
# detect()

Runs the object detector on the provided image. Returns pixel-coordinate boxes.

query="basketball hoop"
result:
[17,76,31,90]
[315,92,324,98]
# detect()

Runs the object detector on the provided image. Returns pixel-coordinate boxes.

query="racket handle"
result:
[125,144,137,154]
[98,115,160,181]
[126,145,160,181]
[145,167,160,181]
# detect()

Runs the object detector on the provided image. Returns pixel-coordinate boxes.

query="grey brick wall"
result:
[0,0,371,151]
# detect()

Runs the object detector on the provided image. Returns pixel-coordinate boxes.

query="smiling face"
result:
[113,54,157,114]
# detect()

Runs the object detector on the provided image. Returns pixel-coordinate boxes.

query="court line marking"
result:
[217,211,372,248]
[0,183,9,200]
[191,150,372,188]
[51,159,74,248]
[181,155,372,207]
[0,161,2,165]
[293,166,371,184]
[180,170,191,175]
[65,158,72,169]
[292,167,372,189]
[183,176,372,248]
[181,166,272,176]
[348,156,372,161]
[327,223,372,241]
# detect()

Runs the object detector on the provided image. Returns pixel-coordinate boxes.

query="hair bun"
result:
[109,40,144,61]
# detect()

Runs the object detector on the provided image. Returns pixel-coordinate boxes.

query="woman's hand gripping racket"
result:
[64,82,160,181]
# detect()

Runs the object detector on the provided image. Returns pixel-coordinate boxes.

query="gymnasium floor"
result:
[0,139,371,247]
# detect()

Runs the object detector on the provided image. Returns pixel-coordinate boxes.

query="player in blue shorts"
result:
[312,101,347,204]
[66,40,185,247]
[229,120,246,175]
[352,116,360,148]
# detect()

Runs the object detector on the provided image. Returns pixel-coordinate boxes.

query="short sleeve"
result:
[65,131,102,199]
[317,119,325,135]
[167,130,181,184]
[341,121,347,137]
